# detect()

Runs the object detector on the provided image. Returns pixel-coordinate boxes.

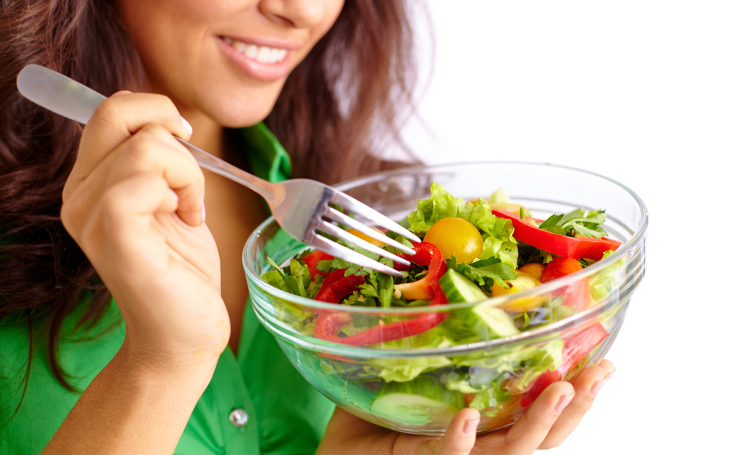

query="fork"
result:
[16,64,420,277]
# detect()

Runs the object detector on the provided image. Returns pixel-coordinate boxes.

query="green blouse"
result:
[0,124,335,455]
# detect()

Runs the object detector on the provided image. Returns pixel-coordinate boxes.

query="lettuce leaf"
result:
[263,258,312,297]
[453,340,564,390]
[363,329,455,382]
[590,250,624,302]
[469,382,513,416]
[406,183,518,267]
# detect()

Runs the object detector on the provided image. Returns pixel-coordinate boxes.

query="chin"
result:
[198,83,284,129]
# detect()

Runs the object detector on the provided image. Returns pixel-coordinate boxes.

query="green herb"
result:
[538,209,607,238]
[263,257,311,297]
[446,256,517,290]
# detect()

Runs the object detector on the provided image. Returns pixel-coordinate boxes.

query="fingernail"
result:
[555,392,574,414]
[590,371,615,398]
[463,418,479,436]
[201,204,206,223]
[180,116,193,136]
[168,189,179,204]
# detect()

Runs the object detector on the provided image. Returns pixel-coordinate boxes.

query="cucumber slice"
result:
[473,304,519,338]
[371,393,457,426]
[439,269,519,338]
[439,269,488,303]
[370,376,464,426]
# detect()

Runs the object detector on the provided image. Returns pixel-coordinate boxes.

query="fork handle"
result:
[16,64,280,203]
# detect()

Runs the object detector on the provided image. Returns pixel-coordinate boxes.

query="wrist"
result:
[114,337,220,391]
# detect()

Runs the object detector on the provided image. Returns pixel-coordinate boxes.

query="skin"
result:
[41,1,616,454]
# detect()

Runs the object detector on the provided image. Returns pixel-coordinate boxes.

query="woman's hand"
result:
[318,359,615,455]
[61,91,228,376]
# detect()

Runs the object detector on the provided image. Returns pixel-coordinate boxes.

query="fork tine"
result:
[317,221,411,266]
[312,236,404,277]
[325,208,416,256]
[330,192,422,243]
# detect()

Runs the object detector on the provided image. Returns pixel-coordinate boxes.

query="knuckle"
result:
[150,93,179,117]
[128,133,162,165]
[94,97,124,126]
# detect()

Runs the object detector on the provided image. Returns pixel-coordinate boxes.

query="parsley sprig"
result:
[538,209,607,238]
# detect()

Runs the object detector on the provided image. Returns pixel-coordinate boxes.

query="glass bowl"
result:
[243,162,647,435]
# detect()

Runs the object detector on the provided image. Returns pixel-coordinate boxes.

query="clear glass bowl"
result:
[243,162,647,435]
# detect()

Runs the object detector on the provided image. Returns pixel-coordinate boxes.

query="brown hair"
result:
[0,0,416,410]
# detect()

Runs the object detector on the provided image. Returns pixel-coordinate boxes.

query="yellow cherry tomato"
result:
[347,227,385,247]
[518,263,545,281]
[491,271,546,313]
[424,217,483,263]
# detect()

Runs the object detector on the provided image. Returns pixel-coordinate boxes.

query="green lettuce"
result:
[590,250,624,302]
[263,258,312,297]
[469,382,513,416]
[454,340,564,390]
[406,183,518,268]
[363,330,455,382]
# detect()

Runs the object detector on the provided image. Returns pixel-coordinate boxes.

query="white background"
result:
[402,1,740,454]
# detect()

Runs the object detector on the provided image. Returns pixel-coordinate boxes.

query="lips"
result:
[217,36,295,82]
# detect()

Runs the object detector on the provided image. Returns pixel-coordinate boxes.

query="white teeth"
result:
[255,46,271,62]
[226,38,288,64]
[245,44,258,59]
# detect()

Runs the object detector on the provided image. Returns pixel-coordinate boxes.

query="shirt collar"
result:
[237,123,291,183]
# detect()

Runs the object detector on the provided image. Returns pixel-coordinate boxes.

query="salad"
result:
[261,183,624,429]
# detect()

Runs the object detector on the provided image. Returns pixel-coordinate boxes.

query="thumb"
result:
[426,408,480,455]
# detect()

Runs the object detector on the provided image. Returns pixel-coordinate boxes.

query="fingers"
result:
[537,359,616,450]
[494,381,574,455]
[106,124,204,227]
[71,92,191,185]
[79,173,180,271]
[413,408,479,455]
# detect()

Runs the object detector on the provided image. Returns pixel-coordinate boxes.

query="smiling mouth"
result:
[221,37,288,64]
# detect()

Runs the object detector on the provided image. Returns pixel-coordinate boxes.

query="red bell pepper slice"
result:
[394,242,448,300]
[540,257,591,310]
[315,291,449,346]
[314,243,450,346]
[520,323,610,407]
[301,250,334,278]
[314,269,366,303]
[492,210,621,261]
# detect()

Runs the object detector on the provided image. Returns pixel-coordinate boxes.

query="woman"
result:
[0,0,615,454]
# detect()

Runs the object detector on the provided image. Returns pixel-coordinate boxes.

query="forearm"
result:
[42,340,216,455]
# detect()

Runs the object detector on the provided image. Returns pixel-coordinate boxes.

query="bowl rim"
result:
[242,161,647,353]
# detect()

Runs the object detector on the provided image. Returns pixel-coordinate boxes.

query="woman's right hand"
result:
[61,91,229,378]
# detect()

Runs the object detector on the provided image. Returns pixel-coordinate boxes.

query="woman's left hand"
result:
[317,359,615,455]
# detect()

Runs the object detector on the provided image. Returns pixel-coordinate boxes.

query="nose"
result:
[259,0,329,29]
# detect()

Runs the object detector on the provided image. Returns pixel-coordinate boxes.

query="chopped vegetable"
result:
[395,242,448,300]
[424,217,484,263]
[492,210,621,261]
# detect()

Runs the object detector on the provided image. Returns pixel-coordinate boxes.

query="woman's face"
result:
[116,0,344,127]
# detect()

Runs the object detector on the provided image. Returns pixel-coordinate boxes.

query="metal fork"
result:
[16,64,419,276]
